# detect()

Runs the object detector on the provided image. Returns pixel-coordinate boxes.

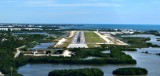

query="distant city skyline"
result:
[0,0,160,24]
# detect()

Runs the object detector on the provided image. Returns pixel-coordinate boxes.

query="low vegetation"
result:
[144,30,160,36]
[0,32,55,75]
[24,48,136,64]
[2,30,155,75]
[121,36,160,48]
[122,37,151,48]
[157,38,160,41]
[48,68,104,76]
[113,67,148,75]
[101,44,137,51]
[84,31,106,48]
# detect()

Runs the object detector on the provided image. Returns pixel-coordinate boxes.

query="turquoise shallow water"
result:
[64,24,160,31]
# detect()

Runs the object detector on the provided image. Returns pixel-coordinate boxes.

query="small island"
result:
[113,67,148,75]
[157,38,160,41]
[48,68,104,76]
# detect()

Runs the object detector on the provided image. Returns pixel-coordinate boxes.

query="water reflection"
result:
[19,49,160,76]
[125,51,160,76]
[137,47,160,54]
[13,32,48,35]
[18,34,160,76]
[32,43,55,50]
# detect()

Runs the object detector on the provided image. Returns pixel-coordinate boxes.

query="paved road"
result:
[14,45,25,58]
[94,31,114,44]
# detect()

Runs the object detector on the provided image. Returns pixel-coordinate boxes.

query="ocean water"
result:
[64,24,160,31]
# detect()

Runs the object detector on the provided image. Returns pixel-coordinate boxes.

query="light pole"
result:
[10,67,13,76]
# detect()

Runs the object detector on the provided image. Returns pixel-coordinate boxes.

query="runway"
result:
[68,31,88,48]
[72,31,86,44]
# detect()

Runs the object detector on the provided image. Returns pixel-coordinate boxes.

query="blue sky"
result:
[0,0,160,24]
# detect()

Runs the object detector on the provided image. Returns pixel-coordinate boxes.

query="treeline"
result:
[122,37,151,48]
[21,48,136,65]
[25,56,136,65]
[0,32,137,75]
[101,44,137,51]
[145,30,160,36]
[0,32,49,75]
[122,37,160,48]
[48,68,104,76]
[113,67,148,75]
[134,30,160,36]
[0,32,26,76]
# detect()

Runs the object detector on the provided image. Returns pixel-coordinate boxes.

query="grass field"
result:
[56,31,106,48]
[84,31,106,44]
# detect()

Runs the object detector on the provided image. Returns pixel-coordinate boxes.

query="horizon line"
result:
[0,23,160,25]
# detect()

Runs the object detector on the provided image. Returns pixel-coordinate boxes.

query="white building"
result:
[0,28,8,31]
[122,30,135,34]
[0,27,43,31]
[1,38,7,42]
[0,71,4,76]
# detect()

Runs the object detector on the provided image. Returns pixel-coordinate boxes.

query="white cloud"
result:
[0,0,19,3]
[87,0,126,2]
[26,1,122,7]
[0,0,122,7]
[26,0,56,5]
